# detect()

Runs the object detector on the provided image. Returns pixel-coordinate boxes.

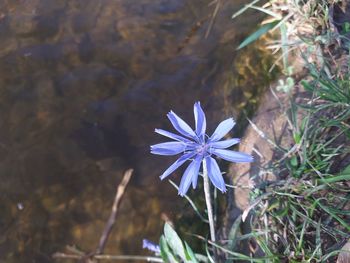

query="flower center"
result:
[196,143,209,156]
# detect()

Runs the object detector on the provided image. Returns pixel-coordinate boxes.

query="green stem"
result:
[202,159,216,243]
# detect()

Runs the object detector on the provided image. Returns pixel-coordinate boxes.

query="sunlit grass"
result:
[242,65,350,261]
[221,0,350,262]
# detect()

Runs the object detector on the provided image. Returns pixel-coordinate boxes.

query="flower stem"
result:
[202,159,216,243]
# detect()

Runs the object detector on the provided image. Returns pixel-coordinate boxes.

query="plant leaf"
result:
[184,241,199,263]
[319,165,350,184]
[159,235,178,263]
[231,0,261,19]
[164,223,186,261]
[226,214,242,252]
[249,5,281,19]
[237,20,280,50]
[205,242,215,263]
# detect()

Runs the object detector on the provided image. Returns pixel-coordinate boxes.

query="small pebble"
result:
[17,202,24,210]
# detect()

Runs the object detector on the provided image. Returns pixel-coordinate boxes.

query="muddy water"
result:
[0,0,274,262]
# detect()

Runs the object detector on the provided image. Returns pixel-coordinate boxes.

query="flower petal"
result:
[211,148,253,163]
[160,151,196,180]
[179,155,202,196]
[151,142,186,156]
[142,239,161,254]
[154,128,191,143]
[210,118,235,142]
[205,156,226,193]
[191,155,203,189]
[210,138,240,149]
[193,102,206,138]
[167,111,197,139]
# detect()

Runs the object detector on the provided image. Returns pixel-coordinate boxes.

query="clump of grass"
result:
[233,0,332,68]
[233,0,341,95]
[228,0,350,262]
[244,64,350,261]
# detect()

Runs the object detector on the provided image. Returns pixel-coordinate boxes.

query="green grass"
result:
[246,69,350,261]
[214,64,349,262]
[221,0,350,262]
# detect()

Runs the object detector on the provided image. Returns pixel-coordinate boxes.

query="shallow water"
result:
[0,0,274,262]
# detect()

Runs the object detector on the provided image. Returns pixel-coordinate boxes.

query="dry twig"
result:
[52,169,134,262]
[96,168,134,254]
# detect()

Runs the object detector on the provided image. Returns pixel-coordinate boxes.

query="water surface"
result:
[0,0,273,261]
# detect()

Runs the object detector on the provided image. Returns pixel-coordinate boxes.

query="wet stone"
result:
[9,11,37,36]
[0,38,18,58]
[16,44,62,74]
[36,0,67,14]
[78,33,95,63]
[71,12,98,34]
[156,0,185,14]
[31,13,61,40]
[58,40,81,67]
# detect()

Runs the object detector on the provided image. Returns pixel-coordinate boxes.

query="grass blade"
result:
[232,0,261,19]
[237,20,280,50]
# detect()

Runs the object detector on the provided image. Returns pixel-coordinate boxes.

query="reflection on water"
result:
[0,0,274,262]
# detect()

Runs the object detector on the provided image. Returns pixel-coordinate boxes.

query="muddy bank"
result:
[223,65,308,245]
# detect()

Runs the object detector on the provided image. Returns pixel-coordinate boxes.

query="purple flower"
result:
[151,102,253,196]
[142,239,161,254]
